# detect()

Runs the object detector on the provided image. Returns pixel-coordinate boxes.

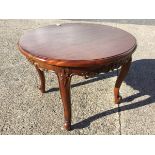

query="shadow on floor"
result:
[46,71,116,93]
[47,59,155,130]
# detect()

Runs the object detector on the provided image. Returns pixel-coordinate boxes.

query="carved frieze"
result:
[26,54,132,79]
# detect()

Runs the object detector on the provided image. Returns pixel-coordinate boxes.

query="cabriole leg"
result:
[57,71,72,131]
[35,65,45,93]
[114,58,132,104]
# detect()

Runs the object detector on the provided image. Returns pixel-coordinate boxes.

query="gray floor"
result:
[71,19,155,25]
[0,19,155,134]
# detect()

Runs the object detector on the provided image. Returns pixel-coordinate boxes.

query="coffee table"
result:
[18,23,137,130]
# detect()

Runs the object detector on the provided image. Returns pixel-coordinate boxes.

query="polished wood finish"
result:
[57,71,72,130]
[114,58,132,104]
[19,23,136,67]
[18,23,137,130]
[35,65,45,93]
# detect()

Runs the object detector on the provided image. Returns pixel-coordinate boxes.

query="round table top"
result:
[18,23,136,67]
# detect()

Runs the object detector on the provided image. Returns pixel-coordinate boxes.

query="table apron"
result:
[26,53,132,79]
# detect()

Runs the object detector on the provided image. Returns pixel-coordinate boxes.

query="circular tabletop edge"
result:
[18,42,137,67]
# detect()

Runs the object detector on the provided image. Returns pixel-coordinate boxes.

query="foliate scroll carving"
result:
[26,54,132,80]
[27,57,48,72]
[27,57,35,65]
[57,68,73,87]
[100,56,132,73]
[70,56,132,79]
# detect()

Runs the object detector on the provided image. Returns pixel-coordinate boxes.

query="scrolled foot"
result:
[114,95,122,104]
[39,86,45,93]
[114,87,122,104]
[64,121,71,131]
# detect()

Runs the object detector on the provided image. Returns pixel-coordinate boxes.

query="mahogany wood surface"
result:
[18,23,137,131]
[19,23,136,67]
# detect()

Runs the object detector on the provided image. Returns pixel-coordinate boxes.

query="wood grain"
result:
[18,23,136,67]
